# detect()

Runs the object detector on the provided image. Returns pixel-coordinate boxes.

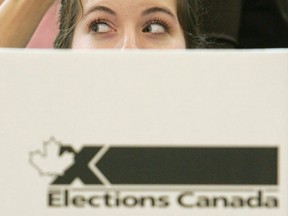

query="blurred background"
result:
[27,0,288,49]
[26,1,58,48]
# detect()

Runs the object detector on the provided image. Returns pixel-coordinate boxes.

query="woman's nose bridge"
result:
[120,28,139,49]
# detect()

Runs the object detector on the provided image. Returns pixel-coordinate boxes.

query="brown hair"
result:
[54,0,204,48]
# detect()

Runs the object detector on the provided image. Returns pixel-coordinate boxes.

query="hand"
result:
[0,0,57,47]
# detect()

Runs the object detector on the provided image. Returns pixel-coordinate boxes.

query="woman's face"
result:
[71,0,186,49]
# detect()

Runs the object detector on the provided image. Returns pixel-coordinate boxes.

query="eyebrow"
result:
[141,7,176,18]
[84,6,116,17]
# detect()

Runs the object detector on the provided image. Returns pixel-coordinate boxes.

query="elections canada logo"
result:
[29,138,279,209]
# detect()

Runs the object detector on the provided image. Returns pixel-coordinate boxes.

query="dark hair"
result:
[177,0,204,48]
[54,0,204,48]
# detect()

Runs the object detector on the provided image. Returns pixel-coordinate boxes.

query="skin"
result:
[72,0,186,49]
[0,0,55,47]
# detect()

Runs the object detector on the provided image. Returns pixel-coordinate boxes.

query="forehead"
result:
[82,0,178,13]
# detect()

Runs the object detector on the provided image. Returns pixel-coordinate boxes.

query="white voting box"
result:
[0,49,287,216]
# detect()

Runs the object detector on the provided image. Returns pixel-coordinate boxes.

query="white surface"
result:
[0,49,287,215]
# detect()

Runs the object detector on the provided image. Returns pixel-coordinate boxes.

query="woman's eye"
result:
[90,22,113,33]
[143,23,167,34]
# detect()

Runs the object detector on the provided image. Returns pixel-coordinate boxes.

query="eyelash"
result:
[88,18,112,32]
[143,17,172,33]
[87,17,172,34]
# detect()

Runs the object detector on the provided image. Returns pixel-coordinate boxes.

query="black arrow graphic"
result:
[96,147,277,185]
[51,146,277,186]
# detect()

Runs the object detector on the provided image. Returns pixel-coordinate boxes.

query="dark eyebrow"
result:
[141,7,176,18]
[84,6,116,17]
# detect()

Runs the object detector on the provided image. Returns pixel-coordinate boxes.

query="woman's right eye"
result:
[89,21,115,33]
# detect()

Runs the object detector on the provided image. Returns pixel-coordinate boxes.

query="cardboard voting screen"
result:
[0,50,287,216]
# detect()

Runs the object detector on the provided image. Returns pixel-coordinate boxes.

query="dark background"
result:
[201,0,288,48]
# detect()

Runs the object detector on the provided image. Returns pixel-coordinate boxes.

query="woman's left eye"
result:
[91,23,111,33]
[142,23,167,34]
[89,20,115,33]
